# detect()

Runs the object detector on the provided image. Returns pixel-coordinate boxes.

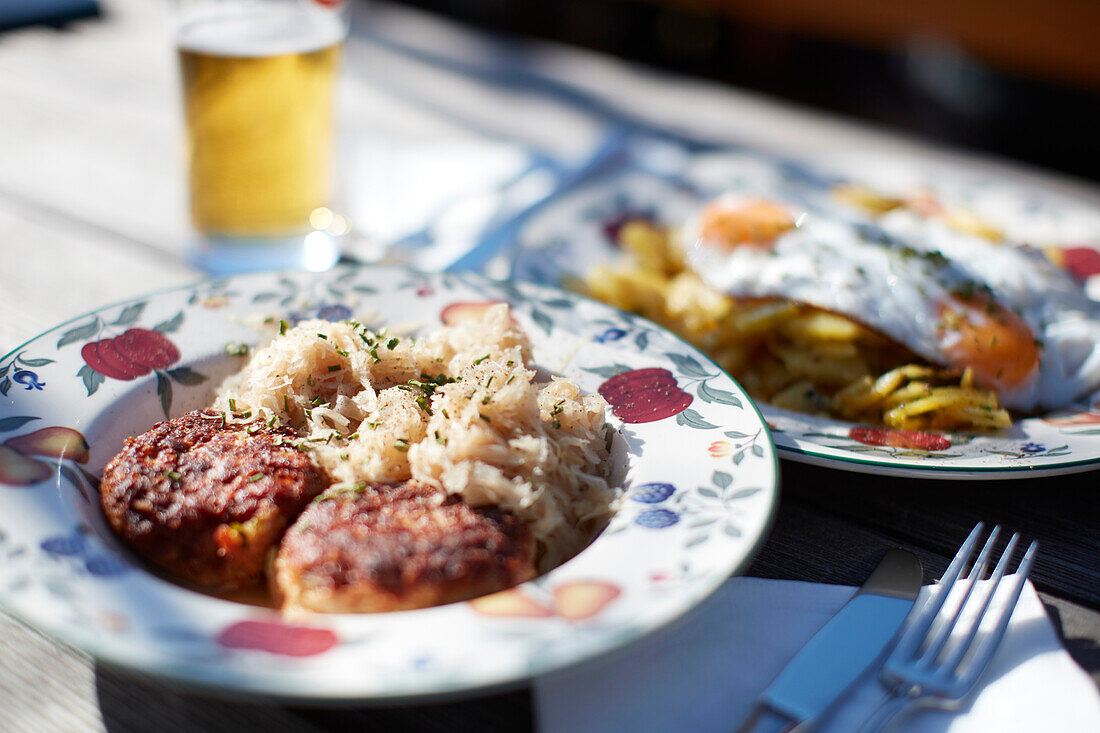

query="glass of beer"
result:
[174,0,350,273]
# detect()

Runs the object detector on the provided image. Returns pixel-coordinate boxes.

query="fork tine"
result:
[891,522,985,662]
[916,525,1002,669]
[948,539,1039,693]
[936,531,1019,677]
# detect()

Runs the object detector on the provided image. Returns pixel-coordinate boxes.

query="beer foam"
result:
[177,4,346,57]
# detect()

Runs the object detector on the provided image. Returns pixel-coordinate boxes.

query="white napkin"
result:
[535,576,1100,733]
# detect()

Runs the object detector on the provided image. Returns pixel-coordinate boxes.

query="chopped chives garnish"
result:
[387,338,399,350]
[474,354,490,365]
[228,398,237,411]
[164,470,182,481]
[479,413,491,422]
[247,473,263,483]
[328,364,341,372]
[317,333,328,340]
[394,438,409,452]
[279,320,289,335]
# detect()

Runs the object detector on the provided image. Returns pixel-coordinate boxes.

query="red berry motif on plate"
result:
[216,620,338,657]
[82,329,180,380]
[598,368,692,423]
[80,341,138,380]
[1063,247,1100,280]
[848,427,951,452]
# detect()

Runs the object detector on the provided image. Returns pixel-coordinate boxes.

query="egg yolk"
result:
[937,297,1040,392]
[699,199,794,250]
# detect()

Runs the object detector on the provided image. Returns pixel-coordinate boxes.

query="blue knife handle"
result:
[736,706,797,733]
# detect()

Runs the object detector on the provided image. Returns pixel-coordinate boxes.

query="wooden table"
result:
[1,2,1097,730]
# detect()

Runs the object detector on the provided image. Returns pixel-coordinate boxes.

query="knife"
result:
[736,549,923,733]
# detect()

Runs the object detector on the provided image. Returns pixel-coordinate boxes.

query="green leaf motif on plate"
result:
[0,416,39,433]
[530,308,554,336]
[57,318,101,348]
[167,367,207,386]
[153,311,184,334]
[78,364,103,397]
[156,373,172,418]
[675,408,718,430]
[582,364,633,379]
[664,352,709,379]
[110,303,146,326]
[15,357,54,368]
[698,381,742,408]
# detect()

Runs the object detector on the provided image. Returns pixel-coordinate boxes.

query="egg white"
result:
[681,195,1100,412]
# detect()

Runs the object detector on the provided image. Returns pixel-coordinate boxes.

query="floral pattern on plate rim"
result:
[510,151,1100,478]
[0,266,778,700]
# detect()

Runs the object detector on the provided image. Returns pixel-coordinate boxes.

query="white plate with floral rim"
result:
[510,149,1100,479]
[0,265,778,702]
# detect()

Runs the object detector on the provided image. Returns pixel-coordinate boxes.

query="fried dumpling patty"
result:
[100,410,329,590]
[273,480,537,613]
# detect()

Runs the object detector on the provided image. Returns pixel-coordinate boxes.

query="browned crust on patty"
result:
[100,409,329,591]
[272,481,537,613]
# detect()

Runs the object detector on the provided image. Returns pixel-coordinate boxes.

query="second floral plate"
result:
[510,150,1100,479]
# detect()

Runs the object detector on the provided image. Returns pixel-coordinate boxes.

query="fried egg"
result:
[680,195,1100,412]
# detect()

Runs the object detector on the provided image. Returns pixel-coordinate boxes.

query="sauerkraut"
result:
[212,304,618,569]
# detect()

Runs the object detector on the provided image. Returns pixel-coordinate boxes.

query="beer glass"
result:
[173,0,350,273]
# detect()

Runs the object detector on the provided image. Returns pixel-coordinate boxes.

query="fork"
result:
[859,522,1039,732]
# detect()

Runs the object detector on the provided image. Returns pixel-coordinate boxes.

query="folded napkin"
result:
[536,576,1100,732]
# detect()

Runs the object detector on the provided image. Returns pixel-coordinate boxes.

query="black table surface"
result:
[88,458,1099,733]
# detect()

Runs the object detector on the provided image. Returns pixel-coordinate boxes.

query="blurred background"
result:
[386,0,1100,183]
[4,0,1097,183]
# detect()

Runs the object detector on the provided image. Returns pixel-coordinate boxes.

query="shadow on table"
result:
[94,663,533,733]
[1045,604,1100,686]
